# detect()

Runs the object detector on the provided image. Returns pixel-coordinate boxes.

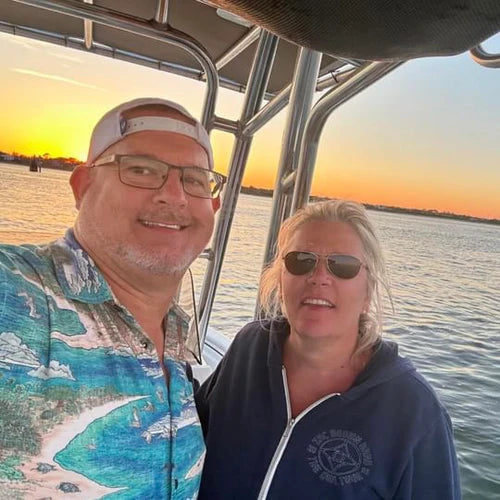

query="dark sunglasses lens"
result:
[327,255,361,279]
[284,252,317,275]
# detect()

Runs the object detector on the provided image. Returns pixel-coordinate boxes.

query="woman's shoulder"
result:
[222,317,288,364]
[233,317,287,344]
[405,367,448,413]
[380,343,449,418]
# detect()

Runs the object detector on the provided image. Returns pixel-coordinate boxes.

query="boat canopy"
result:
[2,1,499,97]
[0,0,348,96]
[209,0,500,61]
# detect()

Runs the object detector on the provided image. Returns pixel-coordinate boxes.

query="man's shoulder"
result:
[0,241,46,261]
[0,239,71,321]
[0,242,53,283]
[0,232,111,304]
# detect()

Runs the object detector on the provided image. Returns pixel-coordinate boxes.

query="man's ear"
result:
[211,195,221,213]
[70,165,93,210]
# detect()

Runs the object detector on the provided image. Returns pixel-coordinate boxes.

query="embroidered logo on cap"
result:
[120,117,128,135]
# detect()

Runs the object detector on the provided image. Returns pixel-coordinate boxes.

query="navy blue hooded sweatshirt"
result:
[196,319,461,499]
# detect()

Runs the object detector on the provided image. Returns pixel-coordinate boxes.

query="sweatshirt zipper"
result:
[257,366,340,500]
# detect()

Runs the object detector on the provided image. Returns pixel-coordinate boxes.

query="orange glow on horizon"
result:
[1,135,498,220]
[239,161,500,220]
[0,89,105,161]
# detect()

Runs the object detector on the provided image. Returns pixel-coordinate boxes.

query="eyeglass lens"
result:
[118,156,222,198]
[284,251,362,279]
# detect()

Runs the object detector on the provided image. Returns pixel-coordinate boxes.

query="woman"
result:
[196,200,460,499]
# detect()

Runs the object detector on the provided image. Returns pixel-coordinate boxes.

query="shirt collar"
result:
[51,229,113,303]
[51,230,199,360]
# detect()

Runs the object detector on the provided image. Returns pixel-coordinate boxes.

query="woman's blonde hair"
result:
[259,199,390,359]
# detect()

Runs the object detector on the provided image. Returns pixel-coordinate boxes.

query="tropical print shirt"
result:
[0,230,205,499]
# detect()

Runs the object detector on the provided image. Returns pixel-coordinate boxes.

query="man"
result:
[0,98,225,498]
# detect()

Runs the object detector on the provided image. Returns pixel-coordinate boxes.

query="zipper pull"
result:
[283,418,294,438]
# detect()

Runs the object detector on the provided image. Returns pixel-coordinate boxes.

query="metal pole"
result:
[243,65,356,137]
[212,116,240,134]
[13,0,218,129]
[216,26,261,70]
[470,44,500,68]
[291,61,403,212]
[154,0,169,25]
[260,48,322,269]
[316,66,356,91]
[243,83,291,136]
[198,31,279,343]
[83,0,93,49]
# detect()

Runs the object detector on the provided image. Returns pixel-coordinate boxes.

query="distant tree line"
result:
[1,158,497,224]
[0,151,82,171]
[241,186,499,225]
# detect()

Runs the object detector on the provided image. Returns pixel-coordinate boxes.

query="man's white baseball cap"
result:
[86,97,213,168]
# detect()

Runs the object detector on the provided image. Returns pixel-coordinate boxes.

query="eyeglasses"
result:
[91,154,226,199]
[283,251,366,279]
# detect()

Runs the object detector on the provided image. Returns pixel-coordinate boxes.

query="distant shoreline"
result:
[2,161,498,225]
[241,186,499,226]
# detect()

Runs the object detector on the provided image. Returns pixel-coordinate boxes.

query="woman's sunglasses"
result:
[283,251,366,280]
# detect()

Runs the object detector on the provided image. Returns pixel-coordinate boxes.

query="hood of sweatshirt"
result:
[265,318,415,401]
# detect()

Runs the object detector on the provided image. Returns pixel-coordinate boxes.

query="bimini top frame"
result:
[2,0,499,346]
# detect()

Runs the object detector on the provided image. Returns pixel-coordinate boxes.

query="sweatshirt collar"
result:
[267,318,290,366]
[266,318,415,397]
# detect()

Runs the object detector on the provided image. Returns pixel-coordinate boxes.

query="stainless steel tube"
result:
[243,83,291,137]
[198,31,279,342]
[216,26,261,71]
[291,61,403,212]
[212,116,240,134]
[83,0,93,49]
[261,48,322,268]
[154,0,169,25]
[470,44,500,68]
[243,65,356,137]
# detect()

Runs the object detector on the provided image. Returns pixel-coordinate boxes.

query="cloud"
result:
[28,360,75,380]
[3,35,40,51]
[112,346,135,357]
[3,34,82,63]
[0,332,39,368]
[46,50,82,63]
[18,291,41,319]
[11,68,107,91]
[0,332,74,380]
[142,365,163,379]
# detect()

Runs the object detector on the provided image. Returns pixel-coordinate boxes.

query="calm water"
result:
[1,163,499,498]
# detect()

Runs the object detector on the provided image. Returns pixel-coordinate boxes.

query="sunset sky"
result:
[1,31,499,219]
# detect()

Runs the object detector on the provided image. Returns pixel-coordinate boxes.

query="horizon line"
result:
[1,156,498,223]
